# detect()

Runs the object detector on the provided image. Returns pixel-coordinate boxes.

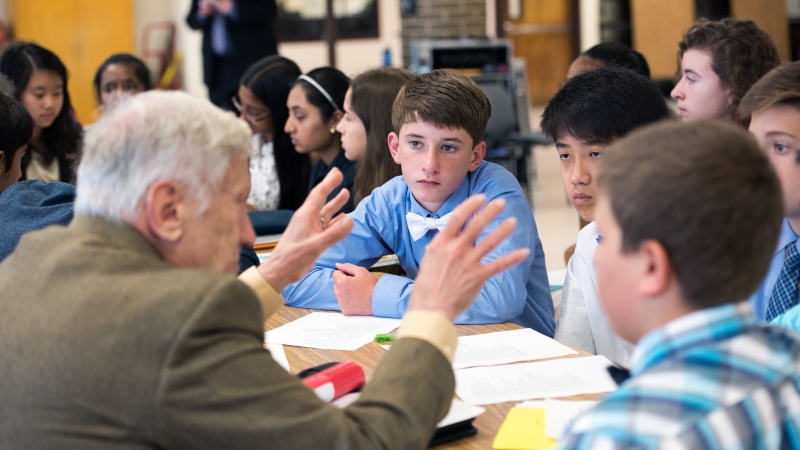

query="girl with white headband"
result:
[285,67,356,213]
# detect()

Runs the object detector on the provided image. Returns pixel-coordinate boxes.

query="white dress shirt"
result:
[555,221,634,367]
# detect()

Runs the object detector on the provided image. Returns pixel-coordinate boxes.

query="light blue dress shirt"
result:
[283,161,556,336]
[749,219,800,321]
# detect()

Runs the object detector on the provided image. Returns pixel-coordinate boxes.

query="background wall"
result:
[9,0,136,123]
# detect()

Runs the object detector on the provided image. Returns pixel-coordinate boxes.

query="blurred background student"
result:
[671,18,780,124]
[285,67,355,212]
[337,67,411,206]
[0,42,82,184]
[93,53,153,113]
[237,55,309,211]
[567,42,650,79]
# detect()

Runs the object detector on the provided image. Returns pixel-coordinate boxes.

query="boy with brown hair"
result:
[738,62,800,325]
[284,69,555,335]
[671,18,780,123]
[559,120,800,448]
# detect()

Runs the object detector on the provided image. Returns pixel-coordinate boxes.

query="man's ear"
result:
[143,180,187,244]
[388,132,402,164]
[468,141,486,172]
[638,239,673,298]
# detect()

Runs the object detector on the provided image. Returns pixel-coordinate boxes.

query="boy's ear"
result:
[638,239,673,298]
[388,132,402,164]
[468,141,486,172]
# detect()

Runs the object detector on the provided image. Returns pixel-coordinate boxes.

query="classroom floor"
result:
[526,107,580,273]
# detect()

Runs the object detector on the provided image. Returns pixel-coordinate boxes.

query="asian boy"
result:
[540,67,670,365]
[559,120,800,448]
[283,69,554,335]
[738,62,800,325]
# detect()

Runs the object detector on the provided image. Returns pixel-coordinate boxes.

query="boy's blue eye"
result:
[442,145,456,152]
[774,143,790,154]
[409,140,422,148]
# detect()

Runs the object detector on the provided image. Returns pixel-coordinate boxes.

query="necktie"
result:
[211,13,228,55]
[766,239,800,321]
[406,212,451,241]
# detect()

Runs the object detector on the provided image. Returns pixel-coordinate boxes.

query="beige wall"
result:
[278,0,404,78]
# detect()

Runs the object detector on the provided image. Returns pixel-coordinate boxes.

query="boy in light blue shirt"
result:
[738,62,800,324]
[283,70,554,335]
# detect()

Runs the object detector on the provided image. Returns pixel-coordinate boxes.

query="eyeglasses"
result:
[231,96,270,124]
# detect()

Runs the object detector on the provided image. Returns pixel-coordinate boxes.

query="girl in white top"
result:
[236,56,310,211]
[0,42,82,184]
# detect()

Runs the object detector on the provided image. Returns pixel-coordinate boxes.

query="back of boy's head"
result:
[597,120,783,309]
[739,61,800,122]
[392,69,491,146]
[583,43,651,78]
[679,18,780,121]
[0,93,34,173]
[541,66,669,144]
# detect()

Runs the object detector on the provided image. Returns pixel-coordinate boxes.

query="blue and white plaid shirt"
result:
[558,302,800,449]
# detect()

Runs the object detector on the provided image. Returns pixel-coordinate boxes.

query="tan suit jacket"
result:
[0,216,454,449]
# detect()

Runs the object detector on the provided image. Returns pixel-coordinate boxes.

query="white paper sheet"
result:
[265,343,290,372]
[331,393,485,427]
[454,355,617,405]
[452,328,577,370]
[437,399,486,427]
[544,398,598,439]
[264,312,401,351]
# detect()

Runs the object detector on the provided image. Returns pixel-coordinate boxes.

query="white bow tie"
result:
[406,212,451,241]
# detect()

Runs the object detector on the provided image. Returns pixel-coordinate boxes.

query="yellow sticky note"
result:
[493,408,558,450]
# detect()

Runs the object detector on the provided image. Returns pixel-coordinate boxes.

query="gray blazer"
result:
[0,216,454,449]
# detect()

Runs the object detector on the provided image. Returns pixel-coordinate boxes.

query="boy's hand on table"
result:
[333,263,377,316]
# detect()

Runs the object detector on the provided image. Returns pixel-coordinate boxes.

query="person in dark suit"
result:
[0,91,527,449]
[186,0,278,110]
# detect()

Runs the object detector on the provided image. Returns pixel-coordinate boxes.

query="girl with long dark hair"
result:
[0,42,82,183]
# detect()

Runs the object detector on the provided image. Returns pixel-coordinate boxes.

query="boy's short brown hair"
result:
[738,62,800,122]
[678,18,780,122]
[392,69,491,146]
[597,120,783,309]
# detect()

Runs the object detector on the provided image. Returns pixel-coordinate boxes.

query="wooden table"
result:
[266,306,604,449]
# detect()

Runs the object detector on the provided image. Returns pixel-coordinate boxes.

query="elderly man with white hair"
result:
[0,91,528,449]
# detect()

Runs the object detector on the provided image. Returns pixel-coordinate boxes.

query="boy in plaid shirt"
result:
[559,120,800,449]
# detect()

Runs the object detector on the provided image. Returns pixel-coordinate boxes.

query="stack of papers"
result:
[453,328,577,370]
[265,312,401,351]
[455,355,617,405]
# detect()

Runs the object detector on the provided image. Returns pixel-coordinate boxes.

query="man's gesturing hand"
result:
[257,168,353,293]
[409,195,529,321]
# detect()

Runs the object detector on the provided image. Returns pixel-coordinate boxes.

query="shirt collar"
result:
[407,171,471,218]
[630,302,756,376]
[776,218,800,256]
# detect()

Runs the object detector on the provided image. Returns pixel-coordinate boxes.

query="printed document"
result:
[455,355,617,405]
[265,312,401,351]
[453,328,577,370]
